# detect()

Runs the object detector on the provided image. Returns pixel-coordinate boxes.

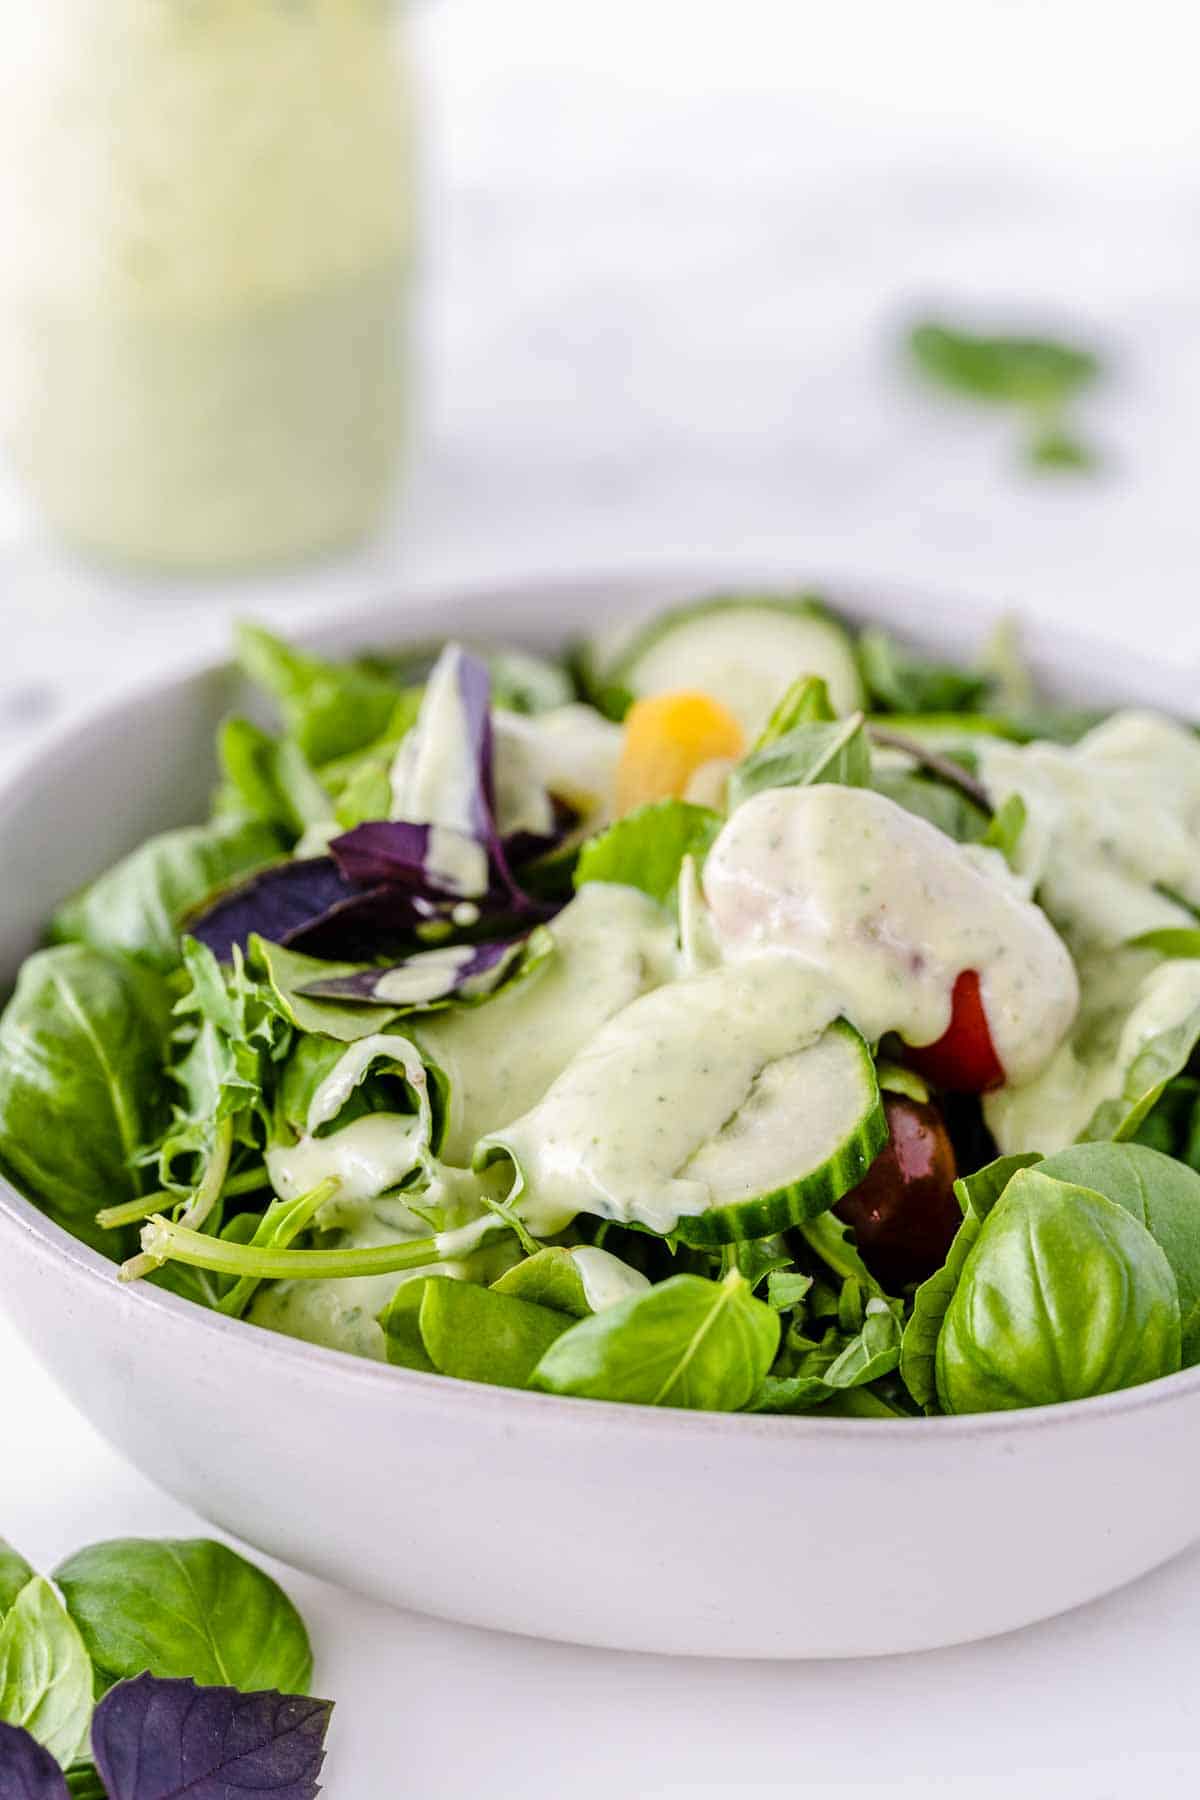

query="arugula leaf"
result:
[416,1277,571,1388]
[0,1545,34,1623]
[0,1578,93,1768]
[870,769,988,844]
[530,1271,779,1410]
[216,719,331,840]
[728,713,869,810]
[90,1675,331,1800]
[50,821,281,974]
[0,947,171,1253]
[574,800,722,904]
[0,1723,69,1800]
[908,321,1100,409]
[53,1539,312,1698]
[236,621,411,767]
[249,937,397,1044]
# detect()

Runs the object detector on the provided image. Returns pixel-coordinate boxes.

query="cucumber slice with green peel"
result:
[580,595,864,733]
[672,1021,887,1244]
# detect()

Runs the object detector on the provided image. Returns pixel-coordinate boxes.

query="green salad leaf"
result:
[859,628,990,716]
[728,712,870,810]
[936,1170,1180,1413]
[0,1577,93,1767]
[416,1277,571,1388]
[530,1271,779,1410]
[491,1246,597,1317]
[574,800,722,903]
[50,820,281,974]
[0,947,171,1251]
[216,718,332,839]
[249,937,397,1043]
[0,1544,34,1623]
[53,1538,312,1699]
[752,674,836,746]
[236,622,415,768]
[908,321,1100,409]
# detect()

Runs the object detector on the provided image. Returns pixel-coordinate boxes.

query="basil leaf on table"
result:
[728,712,870,810]
[0,947,171,1253]
[90,1675,331,1800]
[530,1271,780,1410]
[0,1544,35,1622]
[53,1540,312,1698]
[49,821,281,974]
[0,1722,70,1800]
[907,321,1100,410]
[236,621,411,768]
[0,1578,93,1768]
[936,1170,1181,1414]
[414,1277,571,1388]
[574,800,722,904]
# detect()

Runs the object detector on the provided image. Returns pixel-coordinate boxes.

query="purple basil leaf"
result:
[298,935,528,1006]
[188,860,356,962]
[0,1725,69,1800]
[329,821,480,899]
[91,1675,331,1800]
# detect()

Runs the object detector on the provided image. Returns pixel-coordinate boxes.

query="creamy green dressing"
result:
[493,706,623,836]
[702,785,1078,1086]
[482,954,844,1236]
[980,712,1200,954]
[414,883,676,1163]
[388,646,490,896]
[265,1032,433,1208]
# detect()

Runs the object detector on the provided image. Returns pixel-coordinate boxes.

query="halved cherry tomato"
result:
[906,969,1005,1094]
[834,1093,960,1290]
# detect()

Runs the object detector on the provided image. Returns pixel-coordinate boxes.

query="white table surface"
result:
[5,2,1200,1792]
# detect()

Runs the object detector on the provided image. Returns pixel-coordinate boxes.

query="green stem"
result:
[96,1191,175,1231]
[217,1178,341,1319]
[125,1212,503,1285]
[120,1116,236,1282]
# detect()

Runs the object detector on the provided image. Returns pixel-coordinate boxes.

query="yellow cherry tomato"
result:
[615,690,745,813]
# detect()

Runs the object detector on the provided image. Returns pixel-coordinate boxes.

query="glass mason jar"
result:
[1,0,413,570]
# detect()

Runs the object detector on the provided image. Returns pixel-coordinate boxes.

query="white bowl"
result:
[3,569,1200,1660]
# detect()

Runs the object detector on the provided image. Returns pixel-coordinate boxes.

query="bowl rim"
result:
[4,561,1200,1445]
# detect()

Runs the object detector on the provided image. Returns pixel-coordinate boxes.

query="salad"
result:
[3,592,1200,1419]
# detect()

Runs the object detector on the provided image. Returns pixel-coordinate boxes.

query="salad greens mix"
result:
[4,591,1200,1420]
[0,1532,328,1798]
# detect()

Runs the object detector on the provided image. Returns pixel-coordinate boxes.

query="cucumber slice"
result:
[672,1021,887,1244]
[582,595,864,733]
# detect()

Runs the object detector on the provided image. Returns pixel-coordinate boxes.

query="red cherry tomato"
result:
[834,1094,960,1290]
[906,969,1005,1094]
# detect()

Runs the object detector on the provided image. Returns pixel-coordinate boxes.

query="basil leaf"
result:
[822,1299,903,1389]
[748,1373,833,1414]
[237,621,409,767]
[491,1246,594,1317]
[0,947,171,1252]
[0,1723,69,1800]
[53,1540,312,1698]
[936,1170,1180,1413]
[216,719,331,839]
[899,1153,1040,1408]
[753,674,836,747]
[858,629,989,716]
[530,1271,779,1411]
[907,322,1100,410]
[379,1279,437,1372]
[1082,992,1200,1143]
[765,1270,814,1313]
[0,1546,34,1623]
[728,713,869,810]
[417,1277,571,1388]
[1036,1142,1200,1365]
[0,1578,93,1768]
[50,822,281,974]
[574,801,722,904]
[91,1675,331,1800]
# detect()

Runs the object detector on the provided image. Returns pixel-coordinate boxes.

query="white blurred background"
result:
[1,0,1198,750]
